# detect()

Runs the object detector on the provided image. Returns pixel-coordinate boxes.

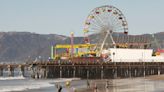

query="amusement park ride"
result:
[51,5,164,62]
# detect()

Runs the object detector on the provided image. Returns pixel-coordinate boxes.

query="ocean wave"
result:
[0,76,25,80]
[0,80,54,92]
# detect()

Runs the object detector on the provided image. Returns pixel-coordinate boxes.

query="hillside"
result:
[0,32,163,63]
[0,32,68,62]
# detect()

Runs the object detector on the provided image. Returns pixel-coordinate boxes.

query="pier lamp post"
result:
[70,32,74,58]
[113,52,115,62]
[113,52,117,78]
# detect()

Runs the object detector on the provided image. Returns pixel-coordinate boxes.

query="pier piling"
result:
[7,65,14,77]
[0,68,3,76]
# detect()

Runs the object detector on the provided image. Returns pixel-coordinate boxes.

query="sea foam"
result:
[0,79,54,92]
[0,75,25,80]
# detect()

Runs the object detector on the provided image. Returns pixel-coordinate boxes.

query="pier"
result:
[0,61,164,79]
[29,61,164,79]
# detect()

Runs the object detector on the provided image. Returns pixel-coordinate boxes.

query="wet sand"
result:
[77,79,114,92]
[77,75,164,92]
[77,81,109,92]
[146,75,164,80]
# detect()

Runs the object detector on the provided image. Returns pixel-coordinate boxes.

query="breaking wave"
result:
[0,75,25,80]
[0,82,53,92]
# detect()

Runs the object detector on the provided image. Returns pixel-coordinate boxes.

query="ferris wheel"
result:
[83,5,128,52]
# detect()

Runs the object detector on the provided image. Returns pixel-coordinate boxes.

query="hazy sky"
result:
[0,0,164,36]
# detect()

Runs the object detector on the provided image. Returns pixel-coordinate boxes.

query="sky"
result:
[0,0,164,36]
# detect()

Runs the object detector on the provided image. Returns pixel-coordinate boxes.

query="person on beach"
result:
[65,81,77,92]
[105,80,109,89]
[55,83,62,92]
[72,87,77,92]
[87,80,90,88]
[94,83,98,92]
[66,81,71,88]
[105,80,110,92]
[58,85,62,92]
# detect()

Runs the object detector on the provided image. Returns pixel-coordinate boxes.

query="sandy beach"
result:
[146,75,164,80]
[77,80,111,92]
[76,75,164,92]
